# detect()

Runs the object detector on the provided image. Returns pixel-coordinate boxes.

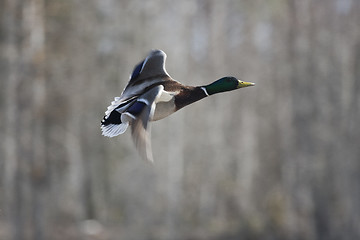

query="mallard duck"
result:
[101,49,255,162]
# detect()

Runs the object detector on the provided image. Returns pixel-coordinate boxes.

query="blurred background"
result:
[1,0,360,239]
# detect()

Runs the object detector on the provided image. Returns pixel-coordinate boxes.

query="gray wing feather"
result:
[131,85,163,162]
[120,50,169,103]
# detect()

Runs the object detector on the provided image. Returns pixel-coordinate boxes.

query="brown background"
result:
[1,0,360,239]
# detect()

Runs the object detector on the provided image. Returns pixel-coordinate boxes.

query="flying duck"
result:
[101,49,255,162]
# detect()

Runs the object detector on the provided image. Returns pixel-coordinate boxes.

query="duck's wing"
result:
[130,85,164,162]
[119,49,171,102]
[102,50,170,136]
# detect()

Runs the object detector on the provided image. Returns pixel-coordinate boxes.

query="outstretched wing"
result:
[119,50,170,102]
[131,85,164,162]
[101,50,170,137]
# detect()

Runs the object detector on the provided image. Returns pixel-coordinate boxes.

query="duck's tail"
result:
[101,110,128,137]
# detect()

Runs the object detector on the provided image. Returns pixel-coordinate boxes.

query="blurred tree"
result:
[0,0,360,239]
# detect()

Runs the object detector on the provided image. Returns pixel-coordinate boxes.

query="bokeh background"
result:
[1,0,360,239]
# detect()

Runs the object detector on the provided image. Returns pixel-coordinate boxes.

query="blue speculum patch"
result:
[127,101,146,116]
[130,60,144,80]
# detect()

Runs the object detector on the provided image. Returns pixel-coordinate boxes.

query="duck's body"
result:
[101,50,254,162]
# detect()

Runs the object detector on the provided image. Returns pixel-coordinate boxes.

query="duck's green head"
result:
[205,76,255,95]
